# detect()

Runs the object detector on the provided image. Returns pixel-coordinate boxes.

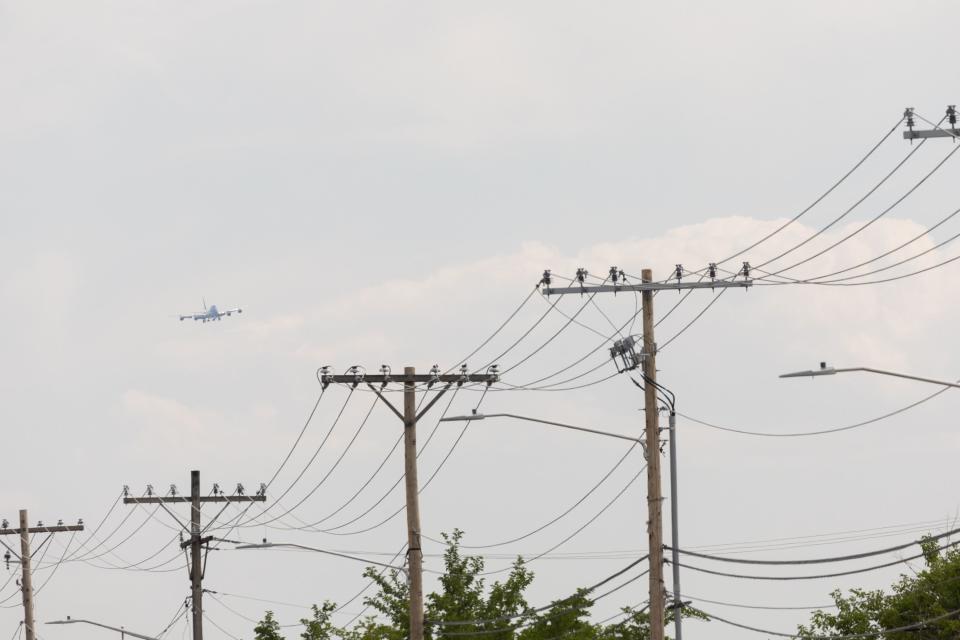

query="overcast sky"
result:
[2,2,960,639]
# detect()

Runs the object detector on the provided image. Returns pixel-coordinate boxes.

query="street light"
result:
[780,362,960,389]
[235,542,409,580]
[47,618,158,640]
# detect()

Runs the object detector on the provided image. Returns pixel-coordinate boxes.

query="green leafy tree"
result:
[253,530,710,640]
[301,602,345,640]
[798,537,960,638]
[255,611,286,640]
[518,590,595,640]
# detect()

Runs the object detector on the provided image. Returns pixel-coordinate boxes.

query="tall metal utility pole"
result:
[123,471,266,640]
[320,365,500,640]
[543,265,752,640]
[0,510,84,640]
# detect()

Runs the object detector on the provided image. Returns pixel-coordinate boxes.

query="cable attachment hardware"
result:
[904,107,916,143]
[949,105,958,142]
[236,483,245,496]
[348,365,365,388]
[3,550,9,570]
[122,485,130,498]
[77,518,83,526]
[36,521,42,528]
[257,483,267,497]
[379,364,392,389]
[146,484,154,497]
[212,483,221,496]
[741,261,751,280]
[540,269,552,288]
[675,264,684,291]
[57,519,63,527]
[319,365,334,389]
[169,484,178,497]
[575,267,588,294]
[457,363,470,386]
[1,520,8,530]
[428,364,441,388]
[486,364,500,386]
[708,263,718,288]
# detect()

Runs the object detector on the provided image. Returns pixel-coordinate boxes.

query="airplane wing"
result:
[220,307,243,317]
[179,313,206,321]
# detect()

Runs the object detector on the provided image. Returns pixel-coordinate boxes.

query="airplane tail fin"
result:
[202,297,207,311]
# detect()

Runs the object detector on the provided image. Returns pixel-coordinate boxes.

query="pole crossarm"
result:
[181,536,214,550]
[123,496,265,504]
[0,525,84,535]
[327,374,498,384]
[542,280,752,295]
[903,128,959,140]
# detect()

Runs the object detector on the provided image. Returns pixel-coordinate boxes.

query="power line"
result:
[431,556,649,627]
[714,114,904,267]
[426,441,638,550]
[323,388,481,537]
[753,246,960,287]
[284,388,464,534]
[671,535,960,581]
[677,379,954,437]
[479,465,646,576]
[755,125,935,270]
[666,524,960,565]
[775,214,960,286]
[248,395,379,528]
[697,606,960,639]
[238,389,353,527]
[252,384,438,532]
[679,593,835,611]
[200,612,242,640]
[498,281,609,375]
[747,203,960,285]
[448,285,541,373]
[675,516,960,556]
[764,136,960,278]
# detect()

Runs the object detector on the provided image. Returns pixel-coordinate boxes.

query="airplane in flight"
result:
[179,299,243,323]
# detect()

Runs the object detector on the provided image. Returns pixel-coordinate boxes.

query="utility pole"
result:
[544,264,752,640]
[639,269,665,635]
[123,471,266,640]
[0,510,84,640]
[320,365,500,640]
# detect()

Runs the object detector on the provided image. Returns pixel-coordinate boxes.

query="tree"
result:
[255,611,285,640]
[301,602,344,640]
[798,537,960,638]
[252,530,708,640]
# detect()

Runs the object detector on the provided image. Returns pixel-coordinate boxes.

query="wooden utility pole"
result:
[640,269,665,639]
[402,367,425,640]
[542,264,752,640]
[190,472,203,640]
[18,511,35,640]
[124,471,266,640]
[0,510,85,640]
[321,365,499,640]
